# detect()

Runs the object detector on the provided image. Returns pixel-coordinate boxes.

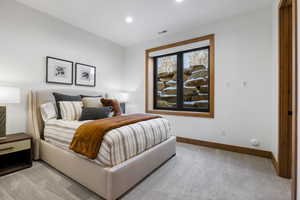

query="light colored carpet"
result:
[0,143,291,200]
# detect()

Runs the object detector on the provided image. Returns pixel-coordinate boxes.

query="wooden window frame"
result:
[145,34,215,118]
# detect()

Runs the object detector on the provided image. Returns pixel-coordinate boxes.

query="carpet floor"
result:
[0,143,291,200]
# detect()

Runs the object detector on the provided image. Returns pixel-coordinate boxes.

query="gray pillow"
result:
[80,95,102,98]
[79,107,112,121]
[53,93,82,119]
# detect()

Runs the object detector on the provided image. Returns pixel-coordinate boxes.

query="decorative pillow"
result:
[82,97,103,108]
[59,101,83,121]
[101,98,122,116]
[79,107,112,121]
[40,102,57,122]
[53,93,82,119]
[80,95,102,98]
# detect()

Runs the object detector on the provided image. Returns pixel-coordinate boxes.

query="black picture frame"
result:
[46,56,74,85]
[75,63,96,87]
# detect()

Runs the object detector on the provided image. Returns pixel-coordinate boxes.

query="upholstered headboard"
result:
[28,89,106,160]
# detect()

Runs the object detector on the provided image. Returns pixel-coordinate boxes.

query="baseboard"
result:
[271,153,279,175]
[176,136,272,158]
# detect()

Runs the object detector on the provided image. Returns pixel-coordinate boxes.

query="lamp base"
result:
[0,106,6,139]
[120,103,126,114]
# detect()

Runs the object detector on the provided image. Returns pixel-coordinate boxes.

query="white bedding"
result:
[44,117,172,167]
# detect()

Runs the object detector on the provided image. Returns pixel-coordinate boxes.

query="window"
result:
[145,34,214,118]
[154,47,210,112]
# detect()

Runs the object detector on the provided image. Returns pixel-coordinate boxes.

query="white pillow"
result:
[40,102,57,122]
[82,97,103,108]
[59,101,83,121]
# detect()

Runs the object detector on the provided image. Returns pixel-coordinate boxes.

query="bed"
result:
[27,89,176,200]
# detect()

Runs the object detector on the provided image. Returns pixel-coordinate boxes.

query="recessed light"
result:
[175,0,184,3]
[125,16,133,23]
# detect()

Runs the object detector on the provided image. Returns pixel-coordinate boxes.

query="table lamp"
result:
[118,92,129,114]
[0,86,20,139]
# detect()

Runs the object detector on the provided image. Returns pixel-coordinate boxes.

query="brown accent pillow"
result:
[101,98,122,116]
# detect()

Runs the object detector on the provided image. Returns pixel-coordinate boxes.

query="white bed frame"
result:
[27,89,176,200]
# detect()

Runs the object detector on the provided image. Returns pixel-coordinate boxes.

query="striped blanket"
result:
[44,117,172,167]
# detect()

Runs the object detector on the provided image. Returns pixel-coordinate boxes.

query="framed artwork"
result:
[75,63,96,87]
[46,56,73,85]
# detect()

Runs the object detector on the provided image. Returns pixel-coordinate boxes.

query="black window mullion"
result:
[153,57,158,109]
[207,46,210,112]
[177,53,183,109]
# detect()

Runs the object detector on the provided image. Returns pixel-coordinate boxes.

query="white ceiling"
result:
[16,0,273,47]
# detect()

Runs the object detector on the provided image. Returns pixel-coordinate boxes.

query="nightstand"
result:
[0,133,32,176]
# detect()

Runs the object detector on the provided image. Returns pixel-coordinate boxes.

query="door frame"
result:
[278,0,293,179]
[291,0,298,199]
[278,0,297,199]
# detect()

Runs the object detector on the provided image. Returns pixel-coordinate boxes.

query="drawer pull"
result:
[0,147,14,152]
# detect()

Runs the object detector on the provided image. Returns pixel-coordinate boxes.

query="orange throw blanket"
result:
[69,113,161,159]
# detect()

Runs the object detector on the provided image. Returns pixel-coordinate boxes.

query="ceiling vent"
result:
[158,30,168,35]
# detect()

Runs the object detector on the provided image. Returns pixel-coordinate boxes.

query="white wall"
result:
[124,7,274,151]
[0,0,124,134]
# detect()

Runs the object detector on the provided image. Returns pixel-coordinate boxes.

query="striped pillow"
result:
[59,101,83,121]
[82,97,103,108]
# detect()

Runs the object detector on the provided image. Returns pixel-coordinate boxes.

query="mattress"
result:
[44,117,172,167]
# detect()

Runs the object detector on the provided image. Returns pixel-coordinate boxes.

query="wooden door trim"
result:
[291,0,298,199]
[278,0,293,179]
[278,0,297,199]
[279,0,292,8]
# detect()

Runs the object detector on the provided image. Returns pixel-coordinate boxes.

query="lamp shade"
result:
[0,86,20,104]
[118,92,129,103]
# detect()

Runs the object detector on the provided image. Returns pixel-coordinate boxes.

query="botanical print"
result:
[46,57,73,85]
[75,63,96,87]
[54,66,66,78]
[79,69,91,81]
